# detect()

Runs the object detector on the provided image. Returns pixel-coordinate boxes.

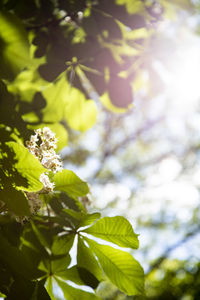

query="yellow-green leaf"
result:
[54,169,89,197]
[83,216,139,249]
[65,88,97,132]
[84,238,144,295]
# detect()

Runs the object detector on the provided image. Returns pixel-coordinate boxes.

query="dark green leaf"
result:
[0,188,30,216]
[7,279,51,300]
[0,231,39,280]
[30,221,51,252]
[77,267,100,289]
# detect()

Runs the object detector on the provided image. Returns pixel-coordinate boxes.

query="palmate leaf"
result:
[84,238,144,296]
[83,216,139,249]
[46,277,99,300]
[39,255,71,279]
[54,169,89,198]
[6,141,47,192]
[44,257,100,299]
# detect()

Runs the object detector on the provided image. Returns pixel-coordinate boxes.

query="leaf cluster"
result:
[0,0,194,298]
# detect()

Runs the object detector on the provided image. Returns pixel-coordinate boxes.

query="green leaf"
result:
[39,255,71,276]
[7,279,51,300]
[78,212,101,228]
[6,141,47,192]
[55,277,100,300]
[52,234,75,256]
[7,69,47,103]
[45,277,56,300]
[77,267,99,289]
[116,0,145,14]
[0,12,30,79]
[54,169,89,198]
[83,216,139,249]
[54,264,99,289]
[60,192,86,213]
[65,88,97,132]
[0,292,6,298]
[31,221,51,252]
[42,73,70,122]
[0,231,39,280]
[0,188,30,216]
[55,265,85,285]
[51,256,71,274]
[100,92,130,113]
[84,238,144,295]
[77,237,104,281]
[62,208,82,222]
[62,209,101,229]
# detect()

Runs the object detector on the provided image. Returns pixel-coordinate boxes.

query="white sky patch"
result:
[154,30,200,114]
[68,234,78,268]
[147,157,182,185]
[140,181,199,207]
[93,183,131,210]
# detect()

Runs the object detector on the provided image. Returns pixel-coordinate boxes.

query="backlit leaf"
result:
[84,238,144,295]
[42,73,70,122]
[55,277,100,300]
[65,88,97,132]
[77,237,104,281]
[83,216,139,249]
[6,141,47,192]
[0,12,30,79]
[54,169,89,198]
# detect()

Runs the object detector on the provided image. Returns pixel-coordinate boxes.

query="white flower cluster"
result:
[25,127,63,214]
[26,127,63,173]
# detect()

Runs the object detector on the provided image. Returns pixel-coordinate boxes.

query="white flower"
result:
[26,127,63,175]
[25,127,63,215]
[40,173,55,192]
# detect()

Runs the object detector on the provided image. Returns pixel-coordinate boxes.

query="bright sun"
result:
[170,44,200,108]
[155,30,200,113]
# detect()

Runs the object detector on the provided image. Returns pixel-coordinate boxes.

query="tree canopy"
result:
[0,0,199,299]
